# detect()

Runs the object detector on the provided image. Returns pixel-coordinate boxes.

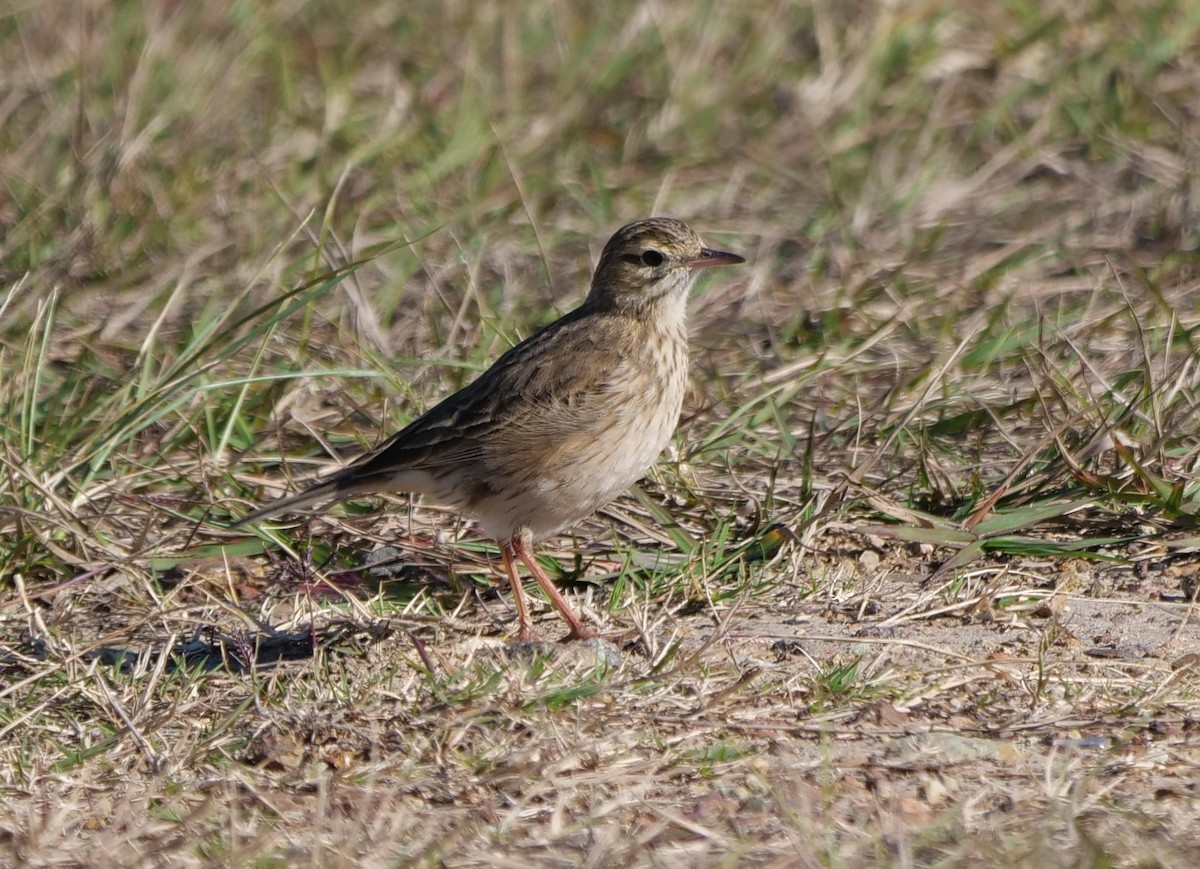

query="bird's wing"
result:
[339,306,630,483]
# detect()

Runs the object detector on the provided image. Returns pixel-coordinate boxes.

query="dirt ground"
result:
[6,515,1200,866]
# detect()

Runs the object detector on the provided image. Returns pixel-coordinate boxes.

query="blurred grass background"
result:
[3,0,1200,864]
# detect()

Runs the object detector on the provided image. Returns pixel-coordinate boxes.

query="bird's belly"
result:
[465,389,683,543]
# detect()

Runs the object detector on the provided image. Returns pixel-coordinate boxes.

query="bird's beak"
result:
[686,247,746,269]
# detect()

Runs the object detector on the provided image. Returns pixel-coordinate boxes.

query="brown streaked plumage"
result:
[236,218,744,640]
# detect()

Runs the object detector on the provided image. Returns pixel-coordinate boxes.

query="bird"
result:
[236,218,745,640]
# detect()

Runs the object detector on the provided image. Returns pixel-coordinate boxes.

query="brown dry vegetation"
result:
[3,0,1200,866]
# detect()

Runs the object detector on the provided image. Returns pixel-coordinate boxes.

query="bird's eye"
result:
[640,249,665,267]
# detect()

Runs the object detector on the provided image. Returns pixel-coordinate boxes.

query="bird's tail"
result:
[231,472,361,528]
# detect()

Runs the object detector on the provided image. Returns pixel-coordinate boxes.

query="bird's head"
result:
[587,217,744,312]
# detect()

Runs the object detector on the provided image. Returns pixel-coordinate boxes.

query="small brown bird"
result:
[237,218,744,640]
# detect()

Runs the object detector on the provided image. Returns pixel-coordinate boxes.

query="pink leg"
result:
[500,542,539,641]
[510,533,595,641]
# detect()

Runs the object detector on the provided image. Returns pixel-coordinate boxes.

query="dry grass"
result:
[3,0,1200,865]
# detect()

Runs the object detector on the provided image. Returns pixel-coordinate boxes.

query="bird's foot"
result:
[561,625,598,642]
[512,625,544,643]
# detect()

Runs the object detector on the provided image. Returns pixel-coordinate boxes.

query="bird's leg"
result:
[511,532,595,641]
[500,542,539,641]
